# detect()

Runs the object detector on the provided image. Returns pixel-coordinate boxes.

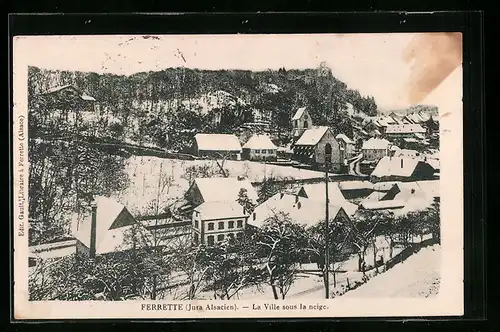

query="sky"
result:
[14,33,462,111]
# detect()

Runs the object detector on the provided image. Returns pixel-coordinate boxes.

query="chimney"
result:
[280,192,284,199]
[400,158,404,169]
[89,199,98,259]
[297,202,302,209]
[295,195,299,204]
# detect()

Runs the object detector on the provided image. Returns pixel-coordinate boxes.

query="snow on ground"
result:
[341,244,441,298]
[116,156,326,215]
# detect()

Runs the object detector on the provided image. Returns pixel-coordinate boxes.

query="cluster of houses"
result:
[192,106,357,174]
[30,86,440,265]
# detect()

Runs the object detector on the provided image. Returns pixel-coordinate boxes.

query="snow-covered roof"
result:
[71,196,141,254]
[335,133,354,144]
[360,199,406,210]
[338,181,374,191]
[362,138,391,150]
[194,134,242,152]
[292,107,307,121]
[194,201,248,221]
[297,182,358,216]
[243,134,277,150]
[42,85,96,102]
[249,193,350,228]
[371,157,433,178]
[396,180,440,199]
[191,177,258,203]
[385,124,426,134]
[294,126,330,146]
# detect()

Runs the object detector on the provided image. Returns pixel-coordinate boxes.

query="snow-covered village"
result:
[25,34,453,302]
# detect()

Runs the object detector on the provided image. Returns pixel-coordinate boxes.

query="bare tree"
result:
[197,238,260,300]
[307,217,353,290]
[254,211,309,299]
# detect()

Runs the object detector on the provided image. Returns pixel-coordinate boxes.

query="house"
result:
[370,157,436,182]
[72,196,146,258]
[292,126,342,171]
[36,85,96,128]
[192,201,248,245]
[363,120,383,137]
[335,133,356,159]
[248,193,351,229]
[184,177,258,212]
[291,107,313,139]
[361,138,391,161]
[242,134,278,161]
[359,180,438,216]
[296,182,358,216]
[277,144,294,160]
[384,124,426,139]
[192,133,242,160]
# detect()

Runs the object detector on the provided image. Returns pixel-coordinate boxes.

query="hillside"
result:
[342,245,441,298]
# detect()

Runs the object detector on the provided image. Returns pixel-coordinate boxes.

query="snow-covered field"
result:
[115,156,326,215]
[341,244,441,298]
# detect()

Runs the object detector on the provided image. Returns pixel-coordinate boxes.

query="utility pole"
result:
[324,143,332,299]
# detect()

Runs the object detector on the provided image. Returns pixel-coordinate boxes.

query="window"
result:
[207,235,214,246]
[304,121,308,128]
[253,213,256,221]
[262,150,267,154]
[194,220,199,229]
[228,220,235,229]
[255,149,260,154]
[208,223,214,231]
[268,149,274,154]
[236,232,244,240]
[228,233,235,240]
[218,221,224,230]
[217,234,224,242]
[294,120,298,127]
[194,233,199,244]
[237,220,243,228]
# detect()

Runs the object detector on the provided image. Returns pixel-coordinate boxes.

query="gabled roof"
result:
[292,107,307,120]
[385,124,426,134]
[335,133,354,144]
[371,157,434,178]
[297,182,358,216]
[194,201,248,220]
[395,180,440,200]
[249,193,350,228]
[362,138,391,150]
[243,134,277,150]
[294,126,330,146]
[191,177,258,203]
[194,134,242,152]
[71,196,140,254]
[43,84,96,102]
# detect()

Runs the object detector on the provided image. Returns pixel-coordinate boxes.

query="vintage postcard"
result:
[12,32,464,319]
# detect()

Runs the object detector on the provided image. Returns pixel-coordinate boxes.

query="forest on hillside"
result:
[28,63,378,150]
